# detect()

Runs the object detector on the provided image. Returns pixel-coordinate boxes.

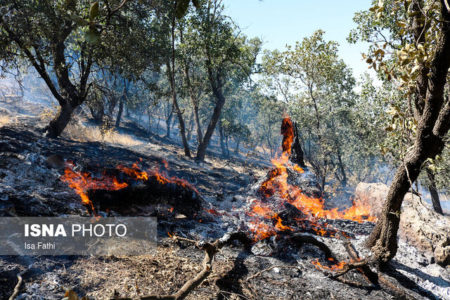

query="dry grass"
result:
[63,118,143,148]
[0,114,14,127]
[66,243,235,300]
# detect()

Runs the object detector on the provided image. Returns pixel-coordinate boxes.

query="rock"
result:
[354,182,389,217]
[434,237,450,267]
[354,182,450,263]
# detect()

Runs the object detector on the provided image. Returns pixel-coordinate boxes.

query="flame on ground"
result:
[61,160,198,214]
[61,162,128,212]
[248,116,377,241]
[311,258,347,271]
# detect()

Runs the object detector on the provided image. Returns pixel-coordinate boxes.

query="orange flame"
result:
[311,258,347,271]
[60,162,128,213]
[61,160,199,214]
[249,115,377,241]
[281,116,294,156]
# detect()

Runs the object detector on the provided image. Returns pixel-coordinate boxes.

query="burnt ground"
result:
[0,101,449,300]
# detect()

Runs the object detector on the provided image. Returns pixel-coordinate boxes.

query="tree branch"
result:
[8,273,22,300]
[115,233,252,300]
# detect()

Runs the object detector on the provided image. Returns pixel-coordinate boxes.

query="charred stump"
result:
[291,122,306,168]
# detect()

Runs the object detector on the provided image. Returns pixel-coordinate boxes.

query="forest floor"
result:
[0,98,449,300]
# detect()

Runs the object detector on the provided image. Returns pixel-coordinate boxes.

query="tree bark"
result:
[426,168,443,215]
[195,85,226,161]
[46,102,75,138]
[367,2,450,263]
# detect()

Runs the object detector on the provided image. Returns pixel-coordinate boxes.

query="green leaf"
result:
[85,27,100,44]
[68,14,90,26]
[89,2,99,21]
[175,0,190,18]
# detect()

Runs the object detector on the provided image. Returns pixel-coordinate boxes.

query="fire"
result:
[117,163,149,180]
[312,258,347,271]
[61,160,198,214]
[281,116,294,156]
[248,115,376,241]
[61,162,129,212]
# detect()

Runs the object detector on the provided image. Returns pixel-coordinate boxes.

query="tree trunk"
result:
[336,147,347,187]
[367,3,450,263]
[193,104,203,145]
[426,168,443,215]
[46,102,75,138]
[187,112,194,142]
[225,136,230,157]
[115,79,128,128]
[234,138,240,155]
[167,14,191,158]
[165,110,173,138]
[156,114,160,135]
[147,107,152,133]
[195,85,226,161]
[218,122,227,157]
[291,122,306,168]
[366,132,445,262]
[115,97,124,128]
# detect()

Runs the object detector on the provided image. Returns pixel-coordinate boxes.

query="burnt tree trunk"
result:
[291,122,306,168]
[367,2,450,263]
[426,168,443,215]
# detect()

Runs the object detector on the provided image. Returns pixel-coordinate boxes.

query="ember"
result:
[312,257,347,271]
